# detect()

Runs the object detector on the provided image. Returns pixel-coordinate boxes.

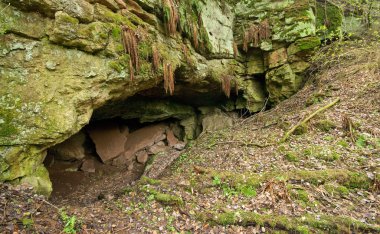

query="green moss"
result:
[293,123,308,135]
[316,1,343,39]
[293,189,309,203]
[324,183,350,196]
[0,108,18,138]
[58,13,79,25]
[337,139,349,148]
[315,119,336,132]
[296,226,310,234]
[109,61,123,73]
[203,211,379,232]
[140,176,162,185]
[155,193,183,206]
[288,37,321,56]
[285,152,299,162]
[315,150,340,162]
[344,172,371,189]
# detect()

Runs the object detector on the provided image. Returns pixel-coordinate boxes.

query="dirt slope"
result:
[1,40,380,233]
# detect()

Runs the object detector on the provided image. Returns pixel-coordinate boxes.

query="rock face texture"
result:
[0,0,331,195]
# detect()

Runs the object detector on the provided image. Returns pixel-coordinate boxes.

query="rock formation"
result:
[0,0,337,195]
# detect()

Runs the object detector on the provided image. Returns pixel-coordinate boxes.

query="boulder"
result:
[87,121,127,163]
[123,124,167,161]
[80,158,96,173]
[267,48,288,69]
[173,142,186,151]
[201,109,233,132]
[266,64,300,104]
[143,149,181,178]
[166,129,179,147]
[49,131,87,161]
[136,150,148,164]
[147,141,168,155]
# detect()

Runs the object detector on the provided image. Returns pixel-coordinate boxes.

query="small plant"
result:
[212,176,222,186]
[355,134,367,148]
[60,210,80,234]
[285,152,299,162]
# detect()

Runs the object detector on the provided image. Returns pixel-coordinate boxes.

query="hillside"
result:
[1,40,379,233]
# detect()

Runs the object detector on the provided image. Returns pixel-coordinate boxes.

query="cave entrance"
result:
[44,84,255,205]
[44,115,189,205]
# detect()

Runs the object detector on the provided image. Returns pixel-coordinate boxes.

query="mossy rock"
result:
[155,193,183,206]
[287,37,321,56]
[316,0,343,40]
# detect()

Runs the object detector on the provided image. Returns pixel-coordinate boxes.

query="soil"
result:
[0,40,379,233]
[47,156,145,206]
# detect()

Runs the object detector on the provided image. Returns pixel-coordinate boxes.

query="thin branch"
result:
[280,98,340,143]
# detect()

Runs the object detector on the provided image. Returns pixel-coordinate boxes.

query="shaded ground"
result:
[1,40,380,233]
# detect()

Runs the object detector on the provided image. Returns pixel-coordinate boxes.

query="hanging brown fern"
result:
[259,19,271,41]
[192,23,199,49]
[152,45,161,72]
[129,59,134,81]
[221,75,233,98]
[234,79,239,95]
[121,25,139,80]
[182,44,191,64]
[243,31,249,52]
[242,20,271,52]
[163,62,175,95]
[162,0,179,35]
[232,41,238,58]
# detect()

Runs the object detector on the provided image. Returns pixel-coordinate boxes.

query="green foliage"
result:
[212,176,256,197]
[355,134,367,148]
[212,176,222,186]
[337,139,349,147]
[60,210,80,234]
[285,152,300,162]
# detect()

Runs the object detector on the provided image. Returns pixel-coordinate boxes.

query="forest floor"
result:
[1,40,380,233]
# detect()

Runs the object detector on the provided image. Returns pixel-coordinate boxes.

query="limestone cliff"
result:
[0,0,327,195]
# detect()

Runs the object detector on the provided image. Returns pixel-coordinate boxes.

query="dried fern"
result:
[152,45,161,72]
[232,41,238,58]
[192,23,199,49]
[221,75,233,98]
[242,20,271,52]
[163,62,175,95]
[121,25,139,80]
[162,0,179,35]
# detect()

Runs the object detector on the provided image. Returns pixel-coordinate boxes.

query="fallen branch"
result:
[280,98,340,143]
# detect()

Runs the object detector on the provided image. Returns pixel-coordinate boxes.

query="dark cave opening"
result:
[43,82,267,204]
